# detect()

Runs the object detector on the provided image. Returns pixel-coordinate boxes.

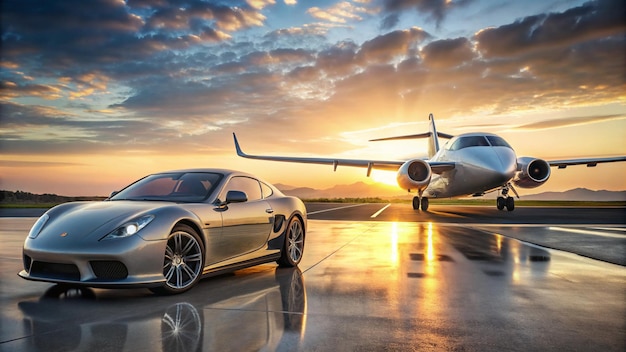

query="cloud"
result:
[1,0,624,161]
[357,27,431,63]
[380,0,472,29]
[315,41,360,76]
[475,0,626,58]
[1,0,265,73]
[420,37,474,68]
[514,114,626,131]
[307,1,375,24]
[0,81,64,100]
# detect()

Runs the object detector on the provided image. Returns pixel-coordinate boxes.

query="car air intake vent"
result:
[31,261,80,281]
[90,261,129,280]
[23,255,32,273]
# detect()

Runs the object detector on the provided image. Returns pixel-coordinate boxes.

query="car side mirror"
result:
[108,191,119,199]
[225,190,248,204]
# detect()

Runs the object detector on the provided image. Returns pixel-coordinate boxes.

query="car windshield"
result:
[110,172,223,202]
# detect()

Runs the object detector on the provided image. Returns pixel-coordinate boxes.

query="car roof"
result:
[156,168,249,177]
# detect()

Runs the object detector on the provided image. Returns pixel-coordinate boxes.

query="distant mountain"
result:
[2,185,624,204]
[276,183,626,201]
[524,188,626,201]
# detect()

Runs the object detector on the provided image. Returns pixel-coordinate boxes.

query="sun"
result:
[370,170,398,187]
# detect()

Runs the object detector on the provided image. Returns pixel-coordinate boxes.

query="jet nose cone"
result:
[493,147,517,180]
[472,147,517,182]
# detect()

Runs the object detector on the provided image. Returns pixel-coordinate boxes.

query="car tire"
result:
[151,224,204,295]
[277,216,305,267]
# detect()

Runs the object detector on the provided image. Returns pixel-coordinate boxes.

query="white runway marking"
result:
[548,226,626,239]
[370,204,391,218]
[307,203,369,215]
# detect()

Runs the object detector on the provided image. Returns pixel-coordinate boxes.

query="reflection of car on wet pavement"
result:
[18,267,306,351]
[19,169,307,294]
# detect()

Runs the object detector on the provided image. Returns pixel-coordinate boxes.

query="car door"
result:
[217,176,274,260]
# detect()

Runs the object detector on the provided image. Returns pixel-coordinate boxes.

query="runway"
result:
[0,204,624,351]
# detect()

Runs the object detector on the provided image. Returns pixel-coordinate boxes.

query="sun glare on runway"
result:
[426,222,435,263]
[390,222,399,266]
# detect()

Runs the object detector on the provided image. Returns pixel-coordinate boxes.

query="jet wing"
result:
[233,133,455,175]
[548,156,626,169]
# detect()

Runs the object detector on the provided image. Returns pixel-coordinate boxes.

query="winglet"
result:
[233,133,246,157]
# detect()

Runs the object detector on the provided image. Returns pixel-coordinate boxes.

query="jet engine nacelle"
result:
[396,159,432,192]
[514,157,551,188]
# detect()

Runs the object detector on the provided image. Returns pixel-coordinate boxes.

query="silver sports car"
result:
[19,169,307,295]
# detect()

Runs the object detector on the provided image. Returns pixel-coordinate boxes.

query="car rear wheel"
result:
[151,224,204,295]
[277,216,304,267]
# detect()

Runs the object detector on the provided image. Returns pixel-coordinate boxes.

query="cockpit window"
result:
[486,136,512,149]
[448,136,490,151]
[447,135,513,151]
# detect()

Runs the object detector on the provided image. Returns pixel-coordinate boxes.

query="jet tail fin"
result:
[369,113,453,158]
[427,113,439,158]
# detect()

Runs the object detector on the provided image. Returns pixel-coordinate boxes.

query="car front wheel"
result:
[277,216,305,267]
[151,224,204,295]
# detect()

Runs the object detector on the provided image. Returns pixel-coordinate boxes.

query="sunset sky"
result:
[1,0,625,197]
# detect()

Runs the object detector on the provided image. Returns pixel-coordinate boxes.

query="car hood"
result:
[38,201,174,242]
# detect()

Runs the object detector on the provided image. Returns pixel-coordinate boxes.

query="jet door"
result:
[218,176,273,259]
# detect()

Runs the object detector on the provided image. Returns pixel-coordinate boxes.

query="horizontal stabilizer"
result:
[370,131,454,142]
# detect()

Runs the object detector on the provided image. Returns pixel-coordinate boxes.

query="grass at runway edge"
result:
[302,197,626,207]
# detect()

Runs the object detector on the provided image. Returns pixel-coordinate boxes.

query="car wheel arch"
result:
[277,213,306,267]
[173,219,206,251]
[289,213,306,239]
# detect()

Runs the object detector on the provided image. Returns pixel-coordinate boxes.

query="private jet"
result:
[233,114,626,211]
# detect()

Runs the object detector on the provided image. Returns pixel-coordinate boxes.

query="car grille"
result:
[30,261,81,281]
[90,261,128,280]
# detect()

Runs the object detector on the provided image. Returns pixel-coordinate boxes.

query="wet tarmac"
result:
[0,207,624,351]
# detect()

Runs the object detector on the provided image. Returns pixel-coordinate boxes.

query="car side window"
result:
[260,182,273,199]
[221,176,262,202]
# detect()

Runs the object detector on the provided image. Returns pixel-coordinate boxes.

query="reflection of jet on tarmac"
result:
[233,114,626,211]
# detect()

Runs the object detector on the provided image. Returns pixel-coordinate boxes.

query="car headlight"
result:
[28,213,49,239]
[101,215,154,241]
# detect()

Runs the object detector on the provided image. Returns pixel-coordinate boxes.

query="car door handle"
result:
[266,208,274,214]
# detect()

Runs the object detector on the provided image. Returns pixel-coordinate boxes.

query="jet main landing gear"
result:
[496,196,514,211]
[412,196,429,211]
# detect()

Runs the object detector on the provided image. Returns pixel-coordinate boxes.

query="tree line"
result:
[0,190,105,204]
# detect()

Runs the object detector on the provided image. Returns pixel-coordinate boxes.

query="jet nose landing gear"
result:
[497,184,517,211]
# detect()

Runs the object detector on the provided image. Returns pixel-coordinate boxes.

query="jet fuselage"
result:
[426,133,518,198]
